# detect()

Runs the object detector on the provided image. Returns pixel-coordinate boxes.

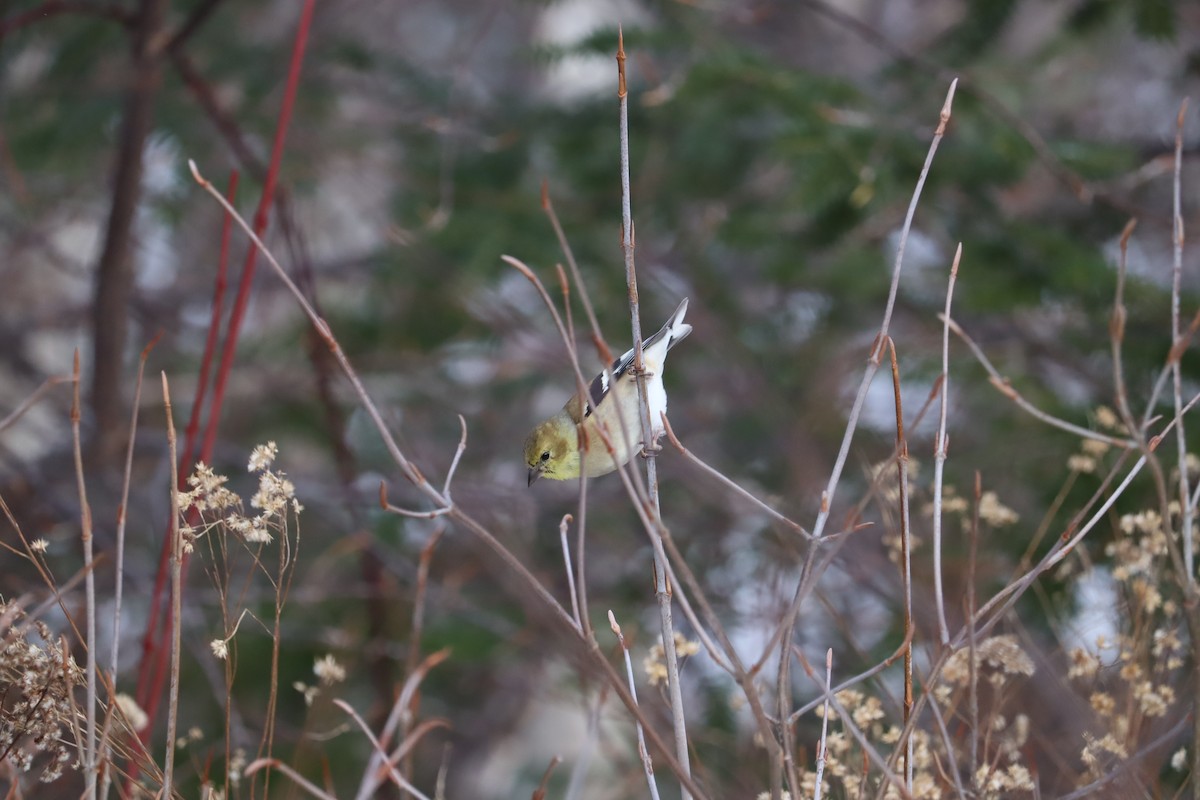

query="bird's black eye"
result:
[540,451,551,462]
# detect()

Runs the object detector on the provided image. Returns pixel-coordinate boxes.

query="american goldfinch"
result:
[524,298,692,485]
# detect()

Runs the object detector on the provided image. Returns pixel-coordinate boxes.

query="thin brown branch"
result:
[171,51,267,178]
[245,759,336,800]
[944,313,1137,449]
[0,376,67,433]
[532,756,562,800]
[333,699,432,800]
[0,1,132,36]
[1110,218,1139,431]
[661,414,809,537]
[164,0,224,52]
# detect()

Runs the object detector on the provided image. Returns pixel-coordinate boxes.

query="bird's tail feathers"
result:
[656,297,692,353]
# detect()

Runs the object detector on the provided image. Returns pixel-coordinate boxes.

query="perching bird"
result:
[524,298,692,485]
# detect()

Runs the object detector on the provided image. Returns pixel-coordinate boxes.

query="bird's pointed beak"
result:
[527,466,542,487]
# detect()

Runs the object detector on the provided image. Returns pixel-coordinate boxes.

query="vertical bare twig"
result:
[923,674,967,800]
[564,689,605,800]
[533,757,562,800]
[765,83,956,800]
[559,514,582,629]
[797,647,909,797]
[813,649,833,800]
[932,244,962,645]
[1170,100,1193,585]
[101,333,159,800]
[549,262,594,637]
[161,372,182,797]
[1110,218,1139,430]
[887,340,914,791]
[574,460,592,638]
[400,524,444,797]
[72,351,99,800]
[615,29,693,797]
[610,611,662,800]
[254,475,301,799]
[967,470,981,790]
[542,186,609,361]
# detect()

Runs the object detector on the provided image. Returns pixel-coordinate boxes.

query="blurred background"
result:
[1,0,1199,796]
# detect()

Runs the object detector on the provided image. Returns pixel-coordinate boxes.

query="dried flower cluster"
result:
[1066,594,1185,781]
[802,692,945,799]
[940,635,1036,688]
[295,654,347,706]
[0,603,82,783]
[177,441,302,549]
[643,632,700,687]
[789,636,1038,798]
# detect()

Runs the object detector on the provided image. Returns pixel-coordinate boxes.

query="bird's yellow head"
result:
[524,414,579,485]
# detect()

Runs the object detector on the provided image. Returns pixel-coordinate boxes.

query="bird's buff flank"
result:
[524,299,692,485]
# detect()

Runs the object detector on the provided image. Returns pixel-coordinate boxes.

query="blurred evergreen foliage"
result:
[0,0,1197,795]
